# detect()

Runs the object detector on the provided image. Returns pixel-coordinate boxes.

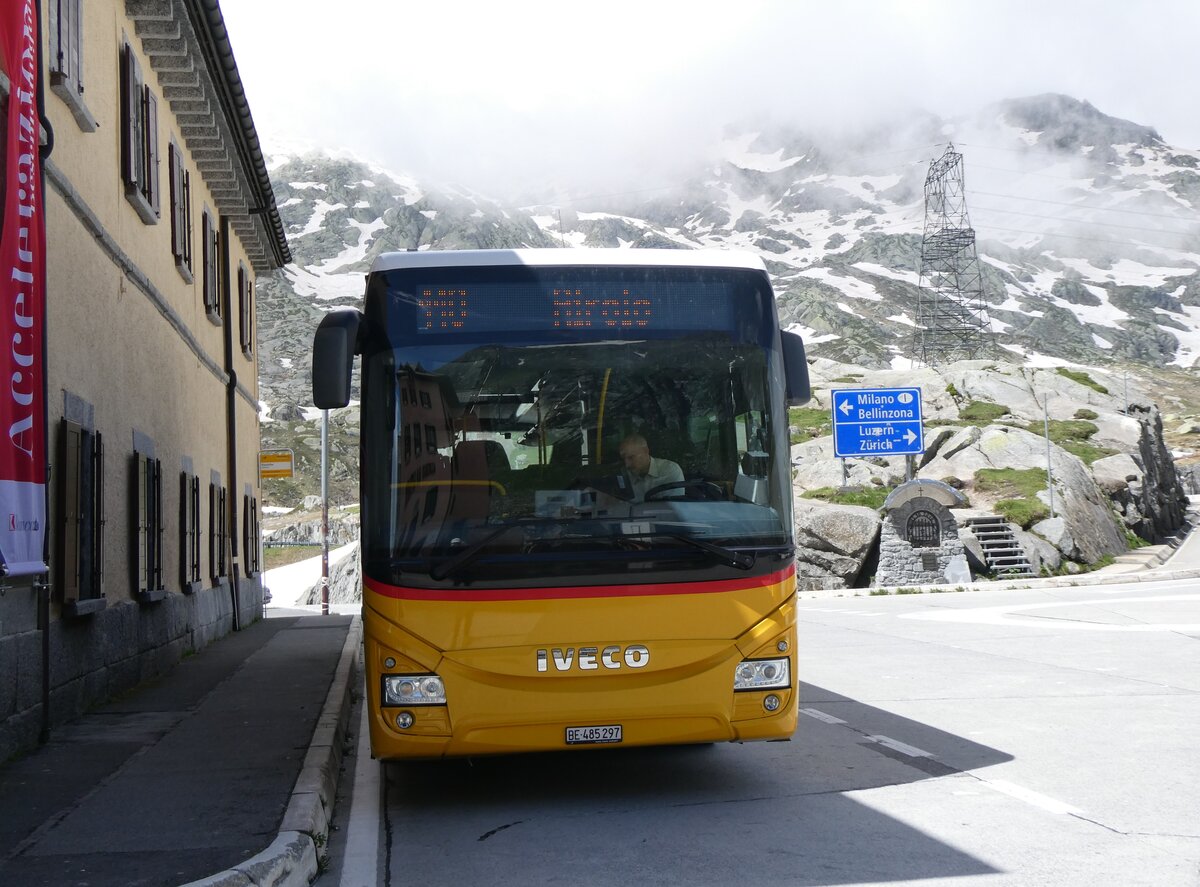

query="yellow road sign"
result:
[259,449,294,479]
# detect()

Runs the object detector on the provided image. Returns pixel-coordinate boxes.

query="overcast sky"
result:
[220,1,1200,200]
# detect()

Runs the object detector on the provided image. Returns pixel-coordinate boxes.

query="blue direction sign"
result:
[831,387,924,458]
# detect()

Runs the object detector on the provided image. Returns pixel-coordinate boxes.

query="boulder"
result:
[793,497,881,588]
[303,542,362,605]
[264,513,360,546]
[1030,516,1077,560]
[1014,525,1062,574]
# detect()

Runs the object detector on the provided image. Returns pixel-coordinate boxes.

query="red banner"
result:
[0,0,47,577]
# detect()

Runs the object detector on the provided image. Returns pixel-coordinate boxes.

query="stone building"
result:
[0,0,289,758]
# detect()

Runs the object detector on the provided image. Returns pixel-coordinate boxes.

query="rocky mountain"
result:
[256,94,1200,506]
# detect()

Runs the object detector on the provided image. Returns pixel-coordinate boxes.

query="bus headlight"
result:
[733,658,790,691]
[382,674,447,706]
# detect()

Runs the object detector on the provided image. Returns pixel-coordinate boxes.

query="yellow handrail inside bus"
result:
[595,367,612,464]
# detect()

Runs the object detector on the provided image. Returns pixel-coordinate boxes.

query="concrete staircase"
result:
[963,514,1037,578]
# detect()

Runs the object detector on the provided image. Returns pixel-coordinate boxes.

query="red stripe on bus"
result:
[366,563,796,602]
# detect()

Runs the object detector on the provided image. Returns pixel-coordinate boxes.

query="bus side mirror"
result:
[781,330,810,406]
[312,309,364,409]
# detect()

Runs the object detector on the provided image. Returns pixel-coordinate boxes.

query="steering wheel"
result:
[643,479,726,502]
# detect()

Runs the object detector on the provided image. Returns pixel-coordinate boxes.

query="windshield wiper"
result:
[627,533,755,570]
[429,525,517,581]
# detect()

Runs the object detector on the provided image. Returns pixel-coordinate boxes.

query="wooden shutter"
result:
[121,45,143,189]
[68,0,81,91]
[242,496,252,576]
[191,476,201,581]
[182,170,192,268]
[202,211,212,311]
[93,431,105,599]
[51,0,66,75]
[145,89,160,214]
[136,454,148,593]
[169,144,181,257]
[239,267,253,356]
[209,482,217,579]
[179,472,190,587]
[212,226,222,318]
[153,460,163,590]
[61,421,81,603]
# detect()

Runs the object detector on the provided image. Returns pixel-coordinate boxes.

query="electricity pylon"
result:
[915,144,993,365]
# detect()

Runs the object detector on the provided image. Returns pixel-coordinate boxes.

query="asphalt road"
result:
[328,578,1200,887]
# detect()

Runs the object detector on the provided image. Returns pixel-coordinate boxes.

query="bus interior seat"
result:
[480,440,510,474]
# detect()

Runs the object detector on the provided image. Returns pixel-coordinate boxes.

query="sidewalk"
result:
[0,613,360,887]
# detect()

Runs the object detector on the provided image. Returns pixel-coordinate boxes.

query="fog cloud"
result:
[222,0,1200,202]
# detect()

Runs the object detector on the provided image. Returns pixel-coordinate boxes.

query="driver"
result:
[619,433,684,502]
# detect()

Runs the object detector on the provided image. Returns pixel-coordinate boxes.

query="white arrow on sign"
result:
[904,428,917,444]
[839,401,853,416]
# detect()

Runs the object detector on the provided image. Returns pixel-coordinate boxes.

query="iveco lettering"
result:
[312,248,811,759]
[536,645,651,672]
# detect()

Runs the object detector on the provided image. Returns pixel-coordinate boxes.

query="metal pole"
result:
[1043,400,1055,519]
[1124,370,1129,413]
[321,409,330,616]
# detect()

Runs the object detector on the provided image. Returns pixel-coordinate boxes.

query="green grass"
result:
[974,467,1050,529]
[801,485,891,509]
[1073,408,1098,420]
[994,497,1050,529]
[789,406,832,442]
[264,546,322,571]
[1024,418,1116,465]
[1056,367,1109,394]
[1059,440,1118,465]
[958,400,1010,424]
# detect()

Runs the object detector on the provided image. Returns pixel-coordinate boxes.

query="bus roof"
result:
[369,248,767,274]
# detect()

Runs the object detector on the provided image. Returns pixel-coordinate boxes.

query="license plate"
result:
[566,724,623,745]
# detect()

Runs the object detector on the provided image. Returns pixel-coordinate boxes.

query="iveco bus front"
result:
[312,248,809,759]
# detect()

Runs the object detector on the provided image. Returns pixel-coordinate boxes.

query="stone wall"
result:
[0,578,262,763]
[876,495,967,587]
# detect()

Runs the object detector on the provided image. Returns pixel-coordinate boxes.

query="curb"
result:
[182,616,363,887]
[798,550,1200,600]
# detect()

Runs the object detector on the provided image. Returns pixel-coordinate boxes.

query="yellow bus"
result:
[312,249,810,759]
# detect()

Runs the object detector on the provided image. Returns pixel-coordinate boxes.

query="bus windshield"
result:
[359,262,794,587]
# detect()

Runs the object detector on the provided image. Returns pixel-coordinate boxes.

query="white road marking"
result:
[975,778,1084,816]
[339,701,382,887]
[799,708,847,724]
[867,735,934,758]
[902,593,1200,631]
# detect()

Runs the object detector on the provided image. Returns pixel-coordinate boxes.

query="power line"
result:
[971,204,1196,238]
[968,188,1197,222]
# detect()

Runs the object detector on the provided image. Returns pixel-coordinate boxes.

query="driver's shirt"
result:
[628,456,685,502]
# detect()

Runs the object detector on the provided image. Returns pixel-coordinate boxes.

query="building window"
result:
[242,494,260,576]
[238,264,253,357]
[202,209,222,323]
[180,473,201,590]
[169,141,193,280]
[209,483,228,581]
[48,0,95,131]
[133,453,164,599]
[119,41,159,224]
[59,420,105,611]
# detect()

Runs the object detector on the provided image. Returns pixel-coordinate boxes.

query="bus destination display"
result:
[413,282,728,334]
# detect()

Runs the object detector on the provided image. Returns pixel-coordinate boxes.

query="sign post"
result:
[831,387,924,459]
